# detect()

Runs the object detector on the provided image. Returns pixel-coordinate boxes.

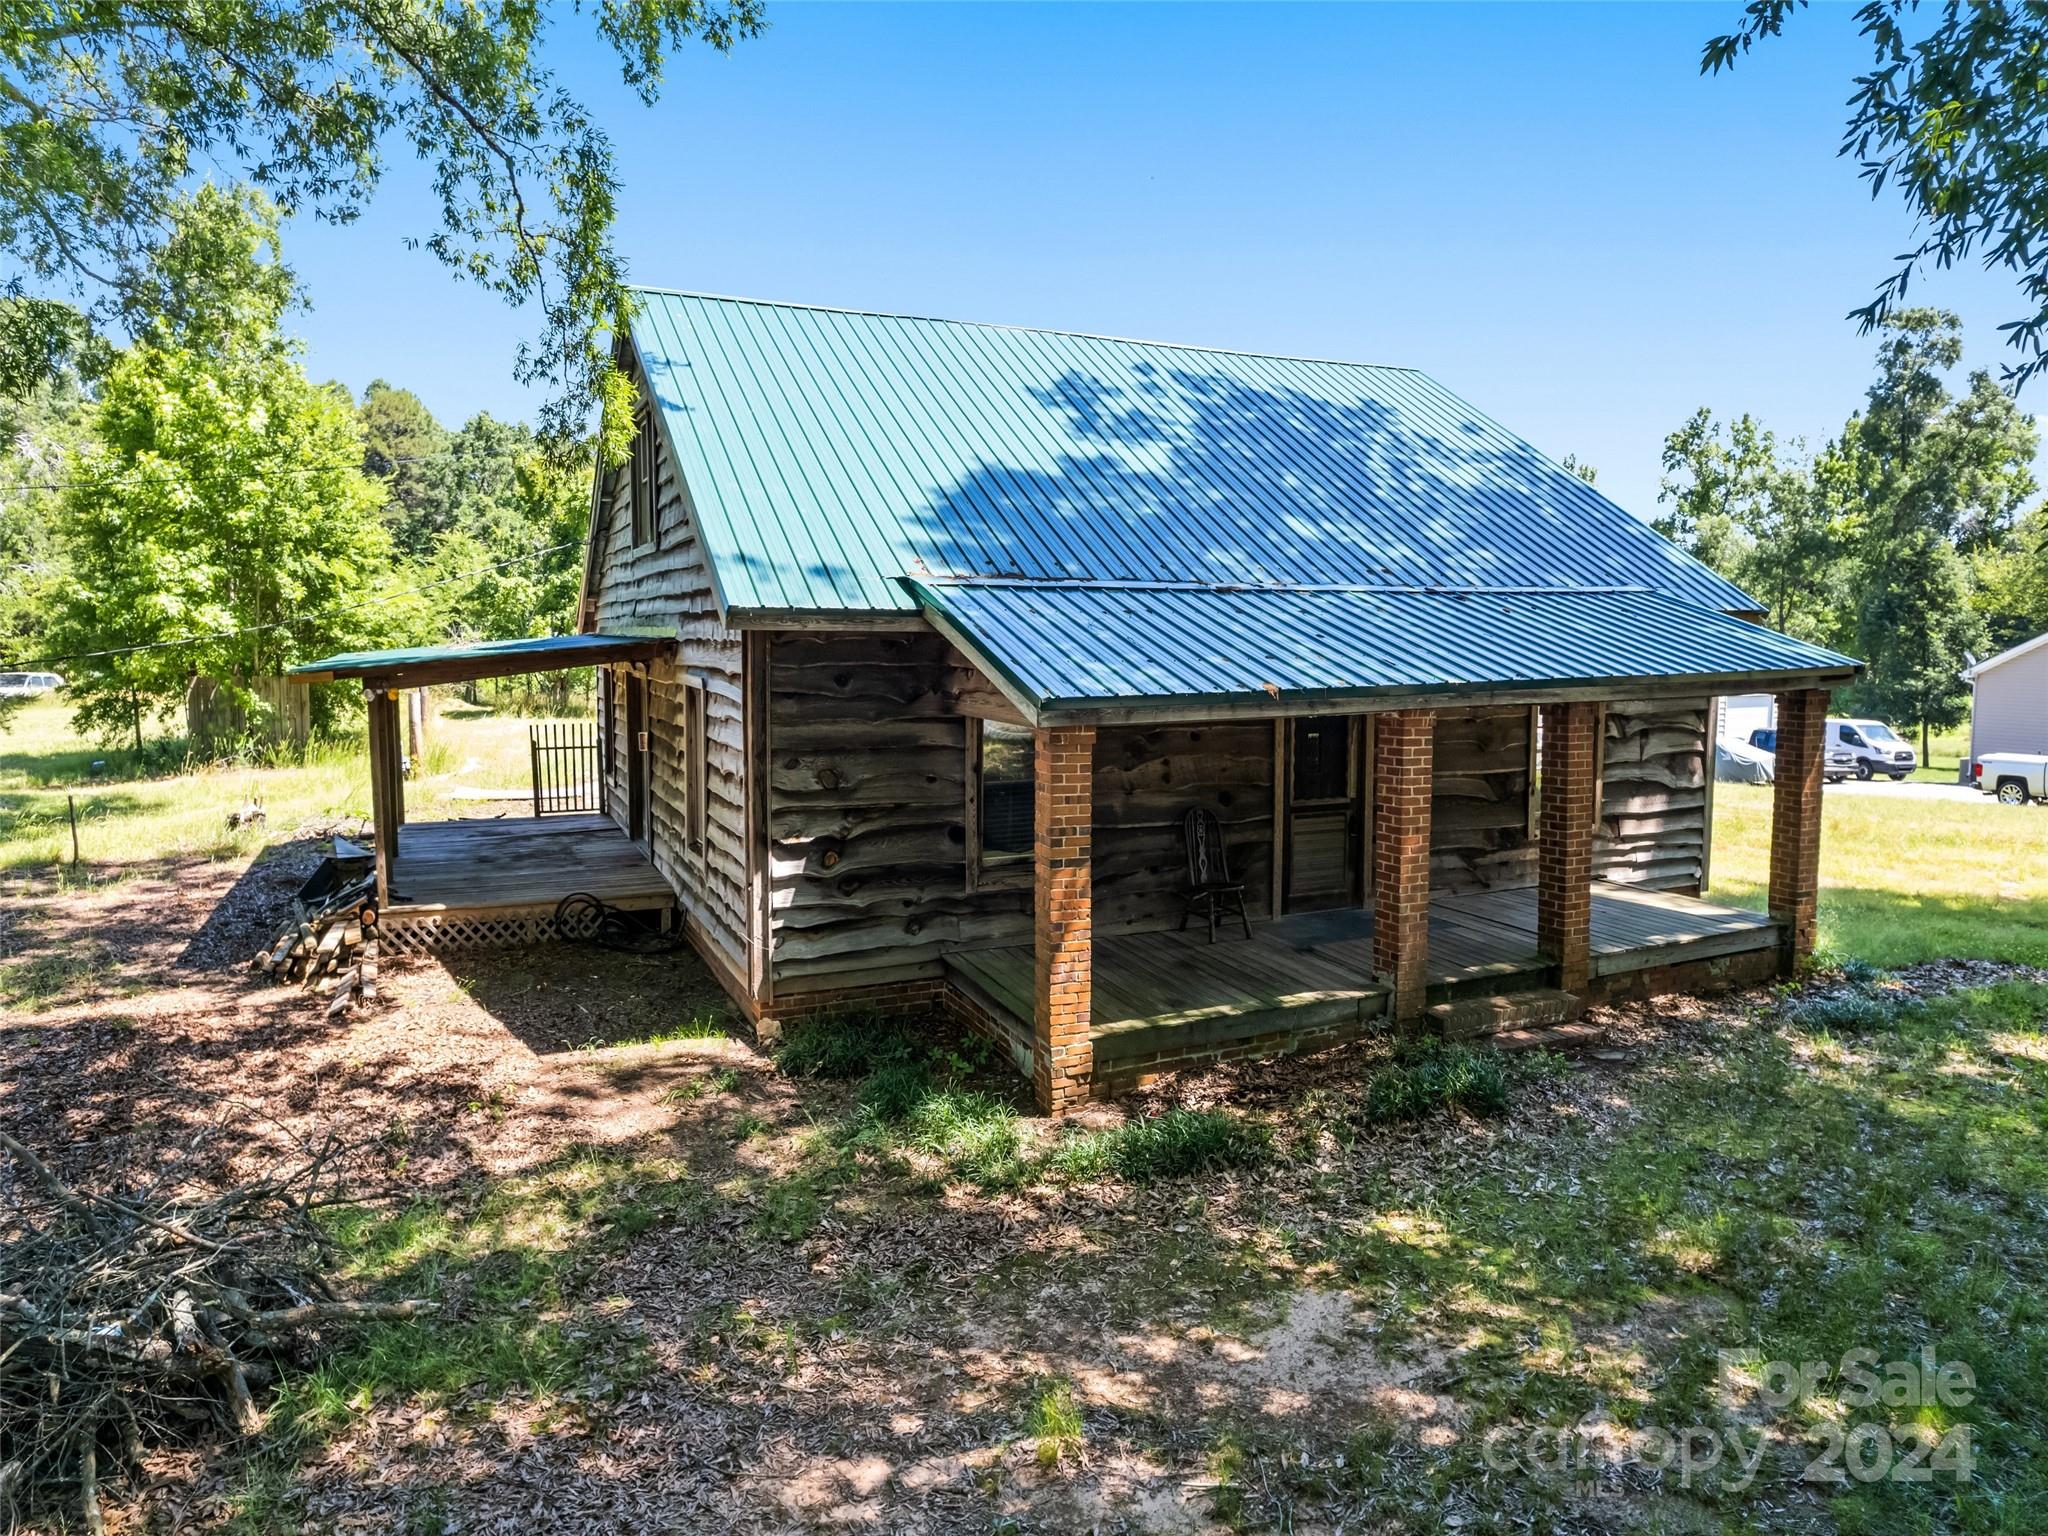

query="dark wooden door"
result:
[1285,716,1360,911]
[625,675,650,844]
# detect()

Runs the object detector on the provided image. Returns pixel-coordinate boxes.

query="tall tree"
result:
[1706,1,2048,387]
[1739,450,1843,644]
[1835,311,2036,751]
[0,0,762,451]
[358,381,451,558]
[1656,407,1776,578]
[0,299,100,677]
[1853,526,1981,758]
[1974,501,2048,650]
[40,191,393,747]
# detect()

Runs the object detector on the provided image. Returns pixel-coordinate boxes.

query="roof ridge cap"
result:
[625,286,1424,374]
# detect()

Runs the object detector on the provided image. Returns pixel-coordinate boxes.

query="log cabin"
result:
[298,291,1861,1114]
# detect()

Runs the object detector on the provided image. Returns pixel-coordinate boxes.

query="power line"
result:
[0,538,583,670]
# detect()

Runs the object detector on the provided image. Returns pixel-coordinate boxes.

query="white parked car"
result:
[0,671,64,697]
[1976,752,2048,805]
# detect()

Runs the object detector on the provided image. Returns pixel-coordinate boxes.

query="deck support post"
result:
[1768,687,1829,969]
[1033,724,1095,1115]
[365,687,403,903]
[1371,709,1434,1024]
[1538,700,1599,993]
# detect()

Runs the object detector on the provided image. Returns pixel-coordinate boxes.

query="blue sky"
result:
[285,1,2038,520]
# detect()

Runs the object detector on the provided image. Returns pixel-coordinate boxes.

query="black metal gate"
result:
[530,721,602,815]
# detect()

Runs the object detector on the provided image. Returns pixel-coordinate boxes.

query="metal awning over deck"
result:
[289,632,672,688]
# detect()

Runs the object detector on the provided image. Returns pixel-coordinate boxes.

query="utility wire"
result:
[0,538,582,670]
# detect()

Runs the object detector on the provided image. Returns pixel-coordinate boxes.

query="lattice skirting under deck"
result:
[379,900,671,953]
[378,905,568,952]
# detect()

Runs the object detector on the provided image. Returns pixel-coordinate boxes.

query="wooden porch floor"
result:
[945,886,1779,1056]
[385,814,672,911]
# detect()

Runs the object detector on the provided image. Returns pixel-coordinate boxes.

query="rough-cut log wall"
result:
[1093,722,1275,935]
[589,355,749,976]
[1431,706,1535,893]
[767,632,1031,994]
[1594,696,1709,893]
[766,642,1288,988]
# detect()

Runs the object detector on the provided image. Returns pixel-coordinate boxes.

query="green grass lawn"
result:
[1710,779,2048,967]
[0,693,582,878]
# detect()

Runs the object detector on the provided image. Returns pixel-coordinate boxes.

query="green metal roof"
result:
[290,632,670,684]
[913,583,1860,717]
[625,290,1764,620]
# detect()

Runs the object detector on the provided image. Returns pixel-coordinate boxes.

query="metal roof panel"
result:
[627,290,1764,616]
[911,583,1859,712]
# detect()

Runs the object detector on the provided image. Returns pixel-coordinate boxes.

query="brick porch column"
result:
[1033,724,1095,1114]
[1371,710,1435,1024]
[1769,688,1829,968]
[1538,700,1599,993]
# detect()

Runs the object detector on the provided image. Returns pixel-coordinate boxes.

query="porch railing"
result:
[529,721,602,816]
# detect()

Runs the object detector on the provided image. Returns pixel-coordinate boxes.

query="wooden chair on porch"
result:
[1180,807,1252,943]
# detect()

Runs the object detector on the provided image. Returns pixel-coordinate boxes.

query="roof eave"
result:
[1964,628,2048,679]
[289,634,675,688]
[1028,663,1863,727]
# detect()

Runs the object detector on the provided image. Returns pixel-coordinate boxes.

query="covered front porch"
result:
[956,690,1836,1114]
[947,884,1779,1086]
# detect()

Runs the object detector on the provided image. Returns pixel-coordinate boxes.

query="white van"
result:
[1828,718,1917,781]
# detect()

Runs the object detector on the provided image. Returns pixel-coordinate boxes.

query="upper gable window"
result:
[629,405,657,547]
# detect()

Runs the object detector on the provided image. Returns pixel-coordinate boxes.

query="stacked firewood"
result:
[251,907,380,1017]
[250,856,379,1016]
[0,1134,429,1532]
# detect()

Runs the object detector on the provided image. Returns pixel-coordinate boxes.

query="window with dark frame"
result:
[685,681,708,853]
[629,407,655,547]
[974,720,1035,871]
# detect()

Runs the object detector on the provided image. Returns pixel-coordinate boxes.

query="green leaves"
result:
[0,0,765,446]
[1704,0,2048,389]
[40,198,396,742]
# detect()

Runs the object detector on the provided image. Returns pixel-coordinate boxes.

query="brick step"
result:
[1489,1020,1610,1053]
[1428,987,1582,1041]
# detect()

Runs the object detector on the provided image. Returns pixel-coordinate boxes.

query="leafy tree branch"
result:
[0,0,765,454]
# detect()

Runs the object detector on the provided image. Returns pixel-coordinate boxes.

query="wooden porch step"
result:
[1428,987,1582,1042]
[1488,1020,1610,1053]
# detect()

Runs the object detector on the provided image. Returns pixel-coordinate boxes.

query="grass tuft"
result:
[1362,1040,1509,1123]
[774,1008,918,1079]
[1046,1108,1270,1183]
[1791,992,1900,1035]
[857,1059,937,1124]
[902,1088,1025,1187]
[1027,1377,1083,1466]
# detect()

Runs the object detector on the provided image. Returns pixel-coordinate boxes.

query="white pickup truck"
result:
[1976,753,2048,805]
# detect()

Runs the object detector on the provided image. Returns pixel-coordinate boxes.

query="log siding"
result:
[589,351,749,980]
[1430,705,1535,893]
[1593,696,1711,893]
[766,631,1031,995]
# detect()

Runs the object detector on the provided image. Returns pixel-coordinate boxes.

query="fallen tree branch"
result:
[0,1133,426,1523]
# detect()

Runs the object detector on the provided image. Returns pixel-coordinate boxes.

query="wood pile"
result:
[249,836,380,1016]
[0,1133,430,1532]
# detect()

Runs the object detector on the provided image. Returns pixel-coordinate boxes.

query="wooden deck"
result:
[385,814,672,912]
[945,886,1778,1059]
